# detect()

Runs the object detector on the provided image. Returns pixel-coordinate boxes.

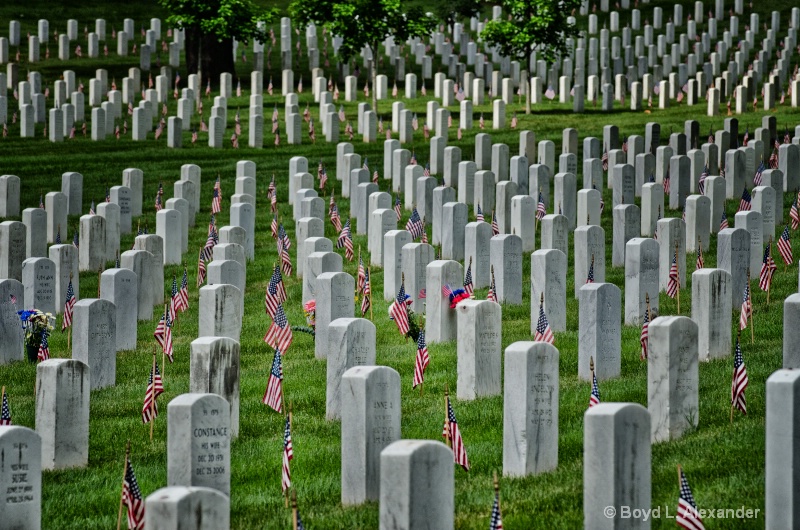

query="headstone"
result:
[189,337,240,439]
[78,214,106,272]
[490,235,523,304]
[230,203,255,260]
[341,366,401,505]
[583,403,651,528]
[72,298,116,389]
[0,426,42,527]
[384,230,413,301]
[198,284,242,341]
[692,269,732,360]
[735,211,763,276]
[98,268,137,350]
[0,175,20,217]
[167,393,231,495]
[61,172,83,216]
[0,279,25,363]
[624,238,660,325]
[656,218,687,291]
[456,300,502,400]
[379,440,454,530]
[35,359,90,469]
[315,271,354,361]
[574,225,606,296]
[402,243,434,314]
[22,258,55,315]
[369,209,396,267]
[648,316,699,442]
[465,222,492,289]
[578,282,621,381]
[426,260,463,343]
[503,341,559,476]
[0,221,26,281]
[144,486,230,530]
[612,204,640,267]
[765,369,800,528]
[327,318,376,420]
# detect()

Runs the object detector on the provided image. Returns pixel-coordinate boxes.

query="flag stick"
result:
[162,304,168,370]
[675,243,681,314]
[116,440,131,530]
[368,267,373,321]
[286,403,293,508]
[356,247,361,298]
[443,383,452,449]
[747,270,754,344]
[67,272,72,351]
[766,237,773,306]
[150,349,157,441]
[589,355,595,387]
[677,464,682,487]
[97,266,103,298]
[291,490,299,530]
[494,471,501,514]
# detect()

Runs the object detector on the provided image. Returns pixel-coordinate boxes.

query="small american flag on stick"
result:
[589,357,601,407]
[122,451,145,530]
[676,466,705,530]
[413,330,430,389]
[534,293,555,344]
[263,349,283,412]
[443,387,470,471]
[640,295,650,360]
[264,304,293,354]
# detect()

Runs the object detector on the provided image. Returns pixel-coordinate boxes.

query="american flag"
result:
[122,456,145,530]
[707,127,714,145]
[413,330,430,388]
[160,309,174,362]
[360,268,371,316]
[478,114,484,129]
[179,268,189,312]
[587,256,595,284]
[278,223,292,251]
[62,278,76,330]
[423,163,431,177]
[412,113,419,130]
[754,161,765,186]
[265,265,287,318]
[263,349,283,412]
[265,304,293,353]
[282,415,293,492]
[155,182,164,211]
[790,193,800,230]
[536,191,546,220]
[534,299,555,344]
[720,210,729,230]
[268,174,276,201]
[169,276,181,320]
[270,181,278,212]
[544,85,555,100]
[279,239,292,276]
[487,269,497,302]
[372,170,379,184]
[463,260,474,296]
[37,331,50,361]
[667,248,680,298]
[489,489,504,530]
[778,225,793,265]
[443,393,470,470]
[0,390,10,425]
[56,231,61,244]
[640,305,650,360]
[89,201,96,215]
[759,242,777,291]
[491,211,500,235]
[141,362,165,424]
[212,179,221,214]
[740,281,752,331]
[357,255,366,292]
[663,166,671,195]
[410,151,417,165]
[589,369,601,407]
[197,250,207,287]
[601,148,609,171]
[696,240,704,270]
[330,203,342,232]
[510,112,517,129]
[769,148,779,169]
[738,187,751,212]
[476,204,484,222]
[201,226,217,261]
[338,105,345,122]
[394,195,402,221]
[698,164,709,194]
[320,164,328,191]
[676,468,705,530]
[363,157,369,172]
[731,337,749,415]
[390,281,411,336]
[406,207,424,240]
[337,220,354,261]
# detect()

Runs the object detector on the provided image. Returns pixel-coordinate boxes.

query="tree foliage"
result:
[158,0,277,80]
[291,0,436,112]
[481,0,581,113]
[433,0,481,35]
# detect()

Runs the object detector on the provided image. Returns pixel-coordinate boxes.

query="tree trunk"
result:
[201,34,236,88]
[184,25,200,75]
[525,44,532,114]
[371,43,378,115]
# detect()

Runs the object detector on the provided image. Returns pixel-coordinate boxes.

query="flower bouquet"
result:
[17,309,54,362]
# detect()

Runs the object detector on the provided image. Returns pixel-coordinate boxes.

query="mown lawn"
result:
[1,0,799,528]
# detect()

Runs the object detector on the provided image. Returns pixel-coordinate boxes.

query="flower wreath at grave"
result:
[293,300,316,338]
[387,291,424,342]
[17,309,55,362]
[442,284,470,309]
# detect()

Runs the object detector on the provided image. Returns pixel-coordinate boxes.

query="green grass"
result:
[1,0,799,528]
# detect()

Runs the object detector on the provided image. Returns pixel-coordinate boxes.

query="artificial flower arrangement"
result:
[17,309,55,362]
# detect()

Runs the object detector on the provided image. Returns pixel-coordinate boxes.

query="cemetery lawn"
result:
[2,1,800,528]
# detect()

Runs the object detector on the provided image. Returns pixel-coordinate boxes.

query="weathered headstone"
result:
[22,208,46,258]
[380,440,454,530]
[456,300,502,400]
[21,258,55,315]
[144,486,230,530]
[624,238,659,325]
[503,341,559,476]
[198,284,242,342]
[0,425,42,528]
[426,260,463,343]
[99,268,137,350]
[327,318,376,421]
[315,271,353,360]
[648,316,699,442]
[0,221,26,281]
[35,359,90,469]
[692,269,732,360]
[72,299,116,388]
[531,249,567,332]
[78,214,106,272]
[0,279,24,363]
[189,337,240,439]
[574,225,605,297]
[490,235,523,304]
[578,283,621,381]
[717,228,751,310]
[765,369,800,528]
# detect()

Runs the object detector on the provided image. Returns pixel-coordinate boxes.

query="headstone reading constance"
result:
[167,393,232,496]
